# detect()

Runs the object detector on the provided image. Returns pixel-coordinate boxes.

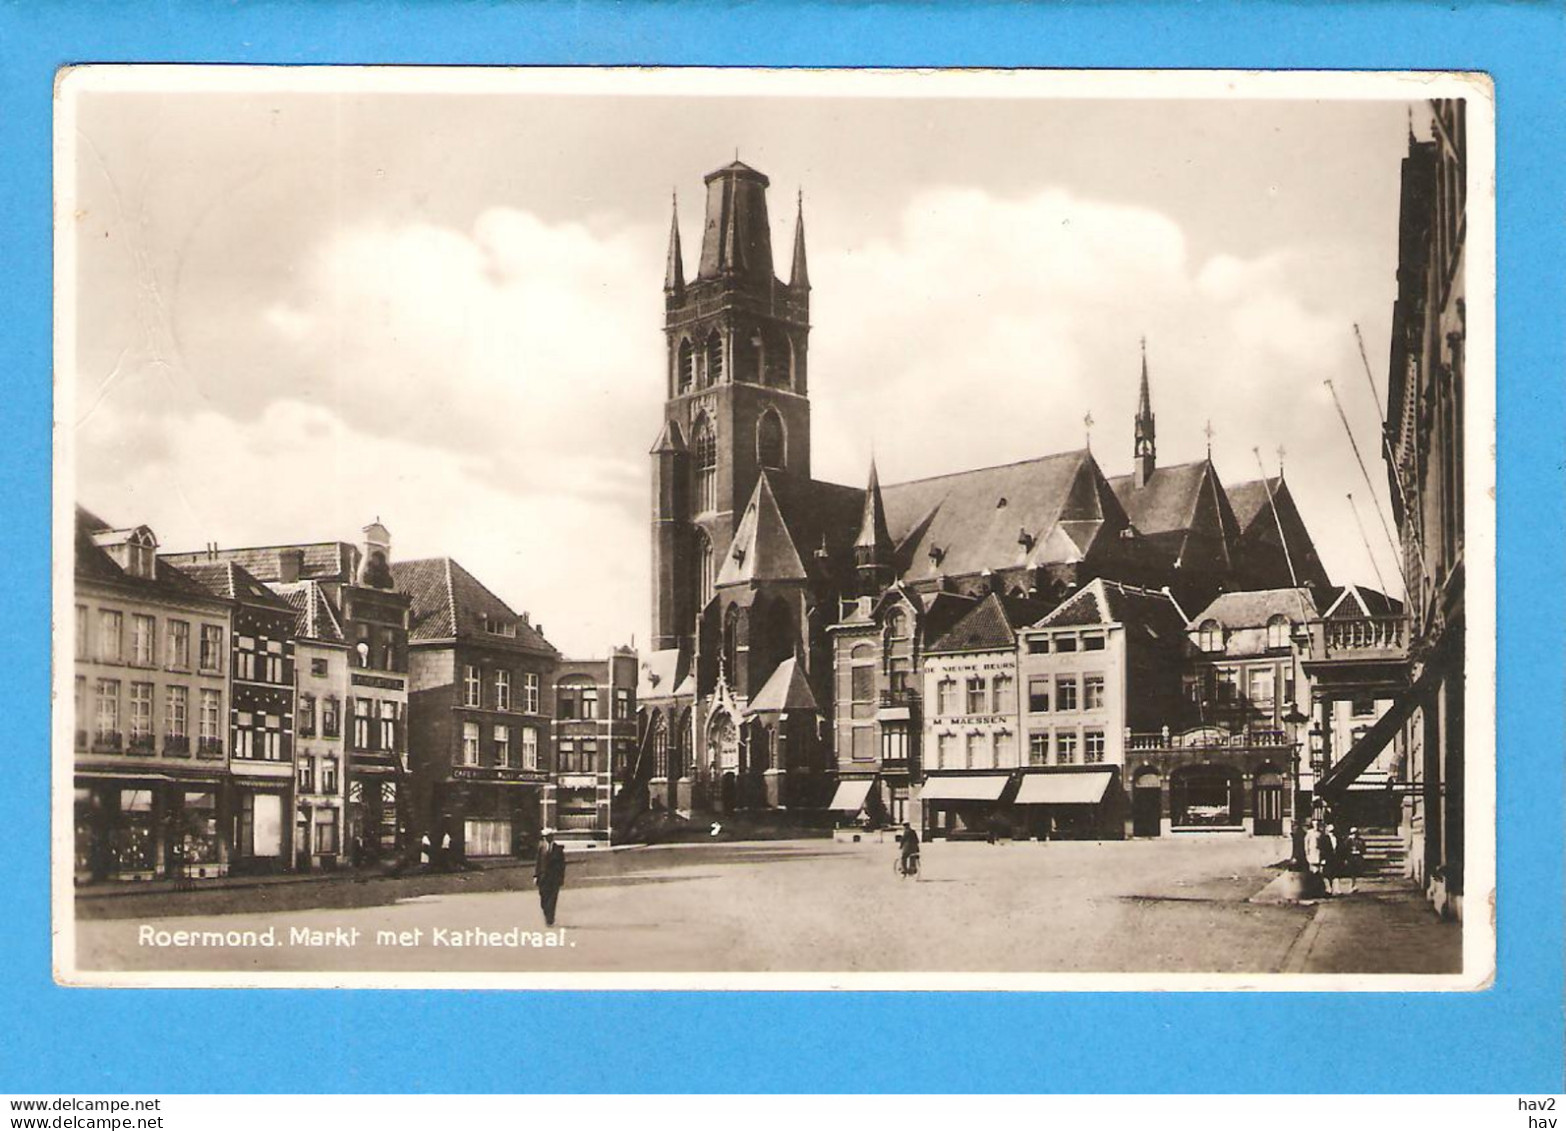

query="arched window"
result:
[677,339,695,394]
[1266,615,1291,651]
[670,709,689,780]
[757,409,786,471]
[1197,620,1224,653]
[652,712,669,778]
[704,331,724,386]
[692,415,717,514]
[885,607,913,695]
[695,528,715,613]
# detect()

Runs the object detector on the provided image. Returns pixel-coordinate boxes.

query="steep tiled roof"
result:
[75,506,220,601]
[1106,459,1241,574]
[879,449,1124,583]
[1226,477,1277,532]
[1188,587,1320,630]
[928,591,1053,654]
[1225,475,1331,589]
[391,558,557,655]
[176,560,295,613]
[717,472,808,587]
[746,656,820,715]
[273,581,347,644]
[1030,578,1189,644]
[161,542,358,583]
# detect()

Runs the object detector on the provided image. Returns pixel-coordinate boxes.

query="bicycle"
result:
[894,852,920,880]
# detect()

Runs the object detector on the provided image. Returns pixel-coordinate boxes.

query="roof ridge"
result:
[444,559,459,639]
[883,447,1090,492]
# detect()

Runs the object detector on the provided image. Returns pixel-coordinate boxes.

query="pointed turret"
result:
[790,190,810,291]
[664,194,685,294]
[1134,336,1157,488]
[854,457,895,594]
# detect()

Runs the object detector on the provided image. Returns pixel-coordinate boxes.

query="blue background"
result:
[3,1,1560,1095]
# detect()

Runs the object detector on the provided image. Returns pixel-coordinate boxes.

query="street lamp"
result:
[1281,703,1310,869]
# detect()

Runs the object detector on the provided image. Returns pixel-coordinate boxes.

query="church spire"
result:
[854,456,895,594]
[1133,336,1157,488]
[790,189,810,290]
[664,192,685,294]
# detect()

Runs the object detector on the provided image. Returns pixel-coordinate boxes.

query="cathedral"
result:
[635,158,1328,819]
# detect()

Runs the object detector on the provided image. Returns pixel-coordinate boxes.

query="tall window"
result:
[1028,732,1049,766]
[1028,677,1050,714]
[198,690,220,754]
[299,756,315,793]
[885,608,913,695]
[992,675,1015,713]
[322,696,340,738]
[757,409,785,470]
[522,726,539,770]
[615,688,631,720]
[1083,674,1105,711]
[234,711,254,759]
[964,731,982,769]
[966,677,986,715]
[1084,730,1106,764]
[692,416,718,515]
[321,758,338,793]
[1215,667,1239,703]
[95,679,120,745]
[1266,616,1291,651]
[299,694,316,737]
[164,686,188,742]
[995,730,1016,766]
[99,610,123,663]
[495,670,512,711]
[263,639,283,683]
[261,715,282,760]
[850,646,876,718]
[130,615,155,667]
[678,339,695,393]
[695,529,715,612]
[1056,730,1078,765]
[704,331,724,386]
[379,701,397,751]
[314,807,339,855]
[581,739,600,773]
[1055,676,1078,712]
[1248,667,1276,714]
[235,635,256,680]
[494,725,512,767]
[461,722,480,765]
[936,732,953,769]
[937,678,957,716]
[353,698,372,749]
[523,672,540,714]
[558,739,577,773]
[581,685,599,720]
[167,620,190,670]
[199,625,223,673]
[128,683,154,750]
[1197,621,1224,653]
[653,715,669,777]
[463,664,481,707]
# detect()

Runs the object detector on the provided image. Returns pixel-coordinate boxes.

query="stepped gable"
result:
[878,449,1126,583]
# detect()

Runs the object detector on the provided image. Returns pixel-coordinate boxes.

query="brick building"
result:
[551,648,638,842]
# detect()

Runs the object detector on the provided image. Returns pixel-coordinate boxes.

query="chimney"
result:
[277,549,304,584]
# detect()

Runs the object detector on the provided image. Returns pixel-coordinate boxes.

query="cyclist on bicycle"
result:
[898,822,921,878]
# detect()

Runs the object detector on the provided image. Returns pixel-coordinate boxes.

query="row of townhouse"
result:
[71,507,636,883]
[827,577,1400,841]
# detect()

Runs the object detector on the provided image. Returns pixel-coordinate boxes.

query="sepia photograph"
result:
[53,66,1493,989]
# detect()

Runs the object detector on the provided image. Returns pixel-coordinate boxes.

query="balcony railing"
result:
[878,689,921,708]
[127,732,156,754]
[1126,727,1292,753]
[164,735,190,757]
[1308,616,1410,662]
[92,730,122,753]
[196,737,224,759]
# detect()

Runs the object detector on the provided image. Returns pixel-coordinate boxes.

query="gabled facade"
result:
[73,508,232,881]
[395,558,559,859]
[553,647,638,842]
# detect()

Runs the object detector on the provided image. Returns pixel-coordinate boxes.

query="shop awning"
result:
[1014,771,1114,805]
[921,775,1010,802]
[827,778,876,812]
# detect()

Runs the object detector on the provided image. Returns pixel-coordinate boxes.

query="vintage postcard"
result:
[53,66,1494,990]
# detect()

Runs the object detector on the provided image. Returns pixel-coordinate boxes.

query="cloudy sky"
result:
[68,74,1425,656]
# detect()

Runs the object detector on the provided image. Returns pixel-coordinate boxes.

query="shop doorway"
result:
[1253,768,1284,835]
[1132,770,1162,837]
[1170,764,1243,829]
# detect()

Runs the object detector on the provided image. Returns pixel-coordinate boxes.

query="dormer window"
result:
[1266,615,1291,651]
[1197,620,1225,653]
[94,526,159,580]
[481,615,516,638]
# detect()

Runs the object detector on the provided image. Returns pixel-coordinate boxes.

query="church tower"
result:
[1133,337,1157,488]
[650,161,813,652]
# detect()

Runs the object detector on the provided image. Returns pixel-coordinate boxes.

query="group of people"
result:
[1303,818,1366,894]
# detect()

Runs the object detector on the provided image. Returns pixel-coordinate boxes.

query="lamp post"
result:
[1281,703,1310,869]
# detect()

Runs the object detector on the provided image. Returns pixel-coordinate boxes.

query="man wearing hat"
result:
[533,827,568,927]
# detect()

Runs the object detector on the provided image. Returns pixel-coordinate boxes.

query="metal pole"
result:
[1252,446,1299,588]
[1324,378,1408,594]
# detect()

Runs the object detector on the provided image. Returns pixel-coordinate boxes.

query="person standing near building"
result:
[897,821,921,880]
[1343,826,1366,894]
[1304,819,1332,894]
[533,828,567,926]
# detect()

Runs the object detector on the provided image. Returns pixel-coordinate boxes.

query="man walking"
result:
[897,821,921,880]
[533,827,568,927]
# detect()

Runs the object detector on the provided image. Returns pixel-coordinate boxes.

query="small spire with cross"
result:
[1203,419,1215,458]
[1276,444,1287,476]
[1084,410,1095,451]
